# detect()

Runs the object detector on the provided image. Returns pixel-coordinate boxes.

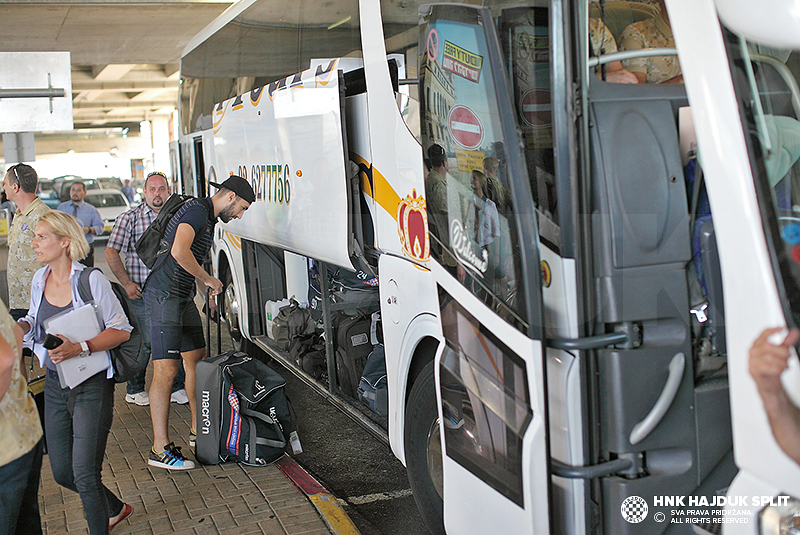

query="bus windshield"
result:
[415,2,547,330]
[726,30,800,327]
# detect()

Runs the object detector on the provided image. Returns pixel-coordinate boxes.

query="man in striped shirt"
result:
[143,176,254,470]
[105,172,187,406]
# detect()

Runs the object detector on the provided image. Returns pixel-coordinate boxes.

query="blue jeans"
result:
[0,439,43,535]
[45,369,123,535]
[126,295,185,395]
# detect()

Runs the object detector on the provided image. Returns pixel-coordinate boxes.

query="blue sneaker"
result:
[148,442,195,470]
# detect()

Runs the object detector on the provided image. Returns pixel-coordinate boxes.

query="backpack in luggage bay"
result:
[135,193,209,270]
[271,298,316,351]
[333,313,374,398]
[289,332,327,381]
[77,268,144,383]
[358,344,387,417]
[195,351,291,466]
[307,260,378,320]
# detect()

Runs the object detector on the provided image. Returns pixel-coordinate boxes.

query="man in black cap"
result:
[143,175,254,470]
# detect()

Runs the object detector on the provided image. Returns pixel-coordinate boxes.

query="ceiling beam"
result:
[1,0,231,4]
[163,63,180,77]
[92,64,135,80]
[73,100,176,109]
[72,80,177,91]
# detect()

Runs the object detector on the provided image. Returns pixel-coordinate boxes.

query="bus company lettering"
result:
[265,59,337,101]
[215,59,338,122]
[201,390,211,435]
[451,219,488,273]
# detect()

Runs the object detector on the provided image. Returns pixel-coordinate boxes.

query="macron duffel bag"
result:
[196,351,291,466]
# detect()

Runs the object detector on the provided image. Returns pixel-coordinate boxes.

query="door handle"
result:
[547,331,630,351]
[629,352,686,445]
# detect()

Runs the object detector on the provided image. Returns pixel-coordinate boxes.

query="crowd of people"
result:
[0,163,254,534]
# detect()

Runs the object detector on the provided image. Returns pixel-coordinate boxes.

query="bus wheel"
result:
[405,361,445,535]
[222,270,244,349]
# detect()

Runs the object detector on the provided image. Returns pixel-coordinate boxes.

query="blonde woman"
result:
[17,211,133,534]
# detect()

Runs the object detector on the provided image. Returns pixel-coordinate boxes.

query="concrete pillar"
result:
[3,132,35,163]
[152,116,171,174]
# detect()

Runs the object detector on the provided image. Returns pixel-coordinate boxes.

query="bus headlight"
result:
[759,495,800,534]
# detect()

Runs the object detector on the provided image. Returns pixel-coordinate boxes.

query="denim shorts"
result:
[143,287,205,360]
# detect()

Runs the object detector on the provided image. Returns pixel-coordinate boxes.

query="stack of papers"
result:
[43,302,110,389]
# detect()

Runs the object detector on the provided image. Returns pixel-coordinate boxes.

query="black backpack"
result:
[134,194,208,270]
[77,268,144,383]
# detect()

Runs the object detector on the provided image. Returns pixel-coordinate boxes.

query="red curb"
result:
[275,455,327,495]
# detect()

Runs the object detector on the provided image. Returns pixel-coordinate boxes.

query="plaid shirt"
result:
[107,202,157,286]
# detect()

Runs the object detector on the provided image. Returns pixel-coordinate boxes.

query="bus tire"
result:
[221,270,248,352]
[405,361,445,535]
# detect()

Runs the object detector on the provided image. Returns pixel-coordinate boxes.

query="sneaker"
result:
[189,429,196,447]
[109,503,133,532]
[125,392,149,406]
[148,442,195,470]
[170,389,189,404]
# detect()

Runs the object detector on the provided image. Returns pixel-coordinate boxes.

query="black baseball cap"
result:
[209,175,256,204]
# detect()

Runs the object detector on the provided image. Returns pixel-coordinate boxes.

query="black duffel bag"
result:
[196,351,292,466]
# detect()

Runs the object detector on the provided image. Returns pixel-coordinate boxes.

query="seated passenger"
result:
[607,0,661,8]
[619,0,683,84]
[590,18,639,84]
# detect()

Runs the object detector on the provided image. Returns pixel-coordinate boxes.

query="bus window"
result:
[420,2,542,329]
[501,6,560,251]
[180,0,362,136]
[381,5,423,141]
[726,30,800,328]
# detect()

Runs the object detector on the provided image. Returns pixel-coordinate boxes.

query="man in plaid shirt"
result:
[105,172,187,406]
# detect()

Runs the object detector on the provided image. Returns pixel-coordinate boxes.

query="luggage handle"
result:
[205,287,222,356]
[243,415,287,453]
[241,406,287,441]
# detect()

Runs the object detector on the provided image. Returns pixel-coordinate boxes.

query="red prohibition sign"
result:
[427,29,440,63]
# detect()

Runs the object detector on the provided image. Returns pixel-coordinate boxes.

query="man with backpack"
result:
[143,176,254,470]
[105,171,188,407]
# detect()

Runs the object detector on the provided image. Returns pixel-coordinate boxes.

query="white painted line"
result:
[342,489,414,505]
[450,121,481,134]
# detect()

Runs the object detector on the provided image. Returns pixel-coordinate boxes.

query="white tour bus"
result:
[174,0,800,532]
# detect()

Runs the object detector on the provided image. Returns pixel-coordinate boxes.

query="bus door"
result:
[183,129,216,198]
[419,4,551,533]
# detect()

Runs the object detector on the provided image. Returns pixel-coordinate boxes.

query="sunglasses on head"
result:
[7,165,20,185]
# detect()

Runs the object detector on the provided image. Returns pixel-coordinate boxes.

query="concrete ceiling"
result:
[0,0,234,136]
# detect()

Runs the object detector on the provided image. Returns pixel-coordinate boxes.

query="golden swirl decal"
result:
[212,100,230,134]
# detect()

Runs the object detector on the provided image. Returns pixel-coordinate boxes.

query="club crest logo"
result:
[397,189,429,262]
[621,496,648,523]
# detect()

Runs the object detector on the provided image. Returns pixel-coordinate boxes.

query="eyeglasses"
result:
[147,171,167,179]
[5,165,20,187]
